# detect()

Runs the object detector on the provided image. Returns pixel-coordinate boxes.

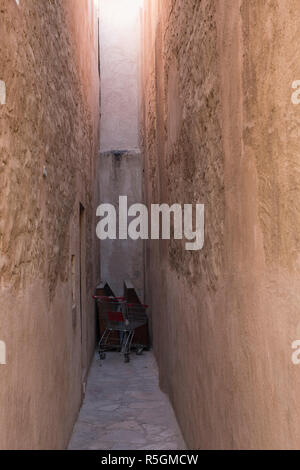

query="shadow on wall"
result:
[99,150,144,300]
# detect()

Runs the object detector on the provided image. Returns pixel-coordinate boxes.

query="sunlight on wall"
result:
[99,0,142,151]
[93,0,99,14]
[103,0,143,25]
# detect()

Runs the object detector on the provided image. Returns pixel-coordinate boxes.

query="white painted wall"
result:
[100,0,141,152]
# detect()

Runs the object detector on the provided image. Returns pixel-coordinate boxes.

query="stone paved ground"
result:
[68,352,186,450]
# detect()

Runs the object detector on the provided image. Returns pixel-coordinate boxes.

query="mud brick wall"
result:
[0,0,100,449]
[141,0,300,449]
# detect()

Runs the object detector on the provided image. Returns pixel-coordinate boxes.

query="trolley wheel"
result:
[136,347,144,356]
[124,354,130,363]
[99,352,106,360]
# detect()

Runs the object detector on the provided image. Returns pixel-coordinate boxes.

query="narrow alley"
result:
[1,0,300,454]
[69,353,185,451]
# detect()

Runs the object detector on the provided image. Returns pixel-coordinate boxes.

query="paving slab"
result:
[68,352,186,450]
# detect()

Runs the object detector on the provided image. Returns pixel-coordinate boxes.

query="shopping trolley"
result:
[94,297,148,363]
[126,303,149,357]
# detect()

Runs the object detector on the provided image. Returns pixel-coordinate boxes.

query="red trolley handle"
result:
[127,303,149,308]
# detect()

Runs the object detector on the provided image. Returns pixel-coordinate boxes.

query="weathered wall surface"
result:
[141,0,300,449]
[99,0,143,298]
[0,0,100,449]
[99,0,140,152]
[99,151,144,298]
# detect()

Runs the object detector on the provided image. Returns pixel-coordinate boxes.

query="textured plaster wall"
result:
[141,0,300,449]
[0,0,100,449]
